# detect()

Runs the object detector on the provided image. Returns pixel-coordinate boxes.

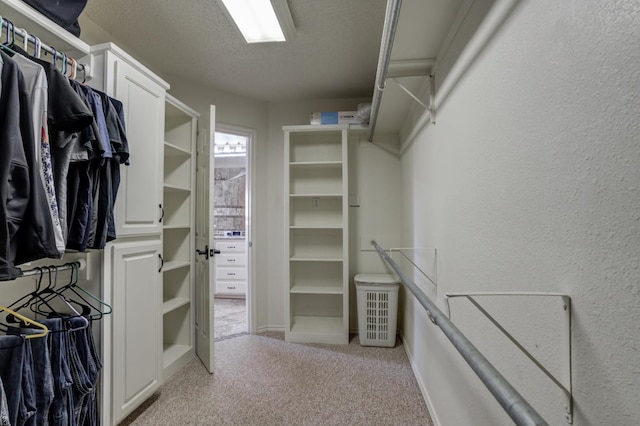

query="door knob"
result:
[196,245,210,259]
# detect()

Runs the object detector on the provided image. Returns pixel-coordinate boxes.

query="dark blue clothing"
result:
[0,335,26,425]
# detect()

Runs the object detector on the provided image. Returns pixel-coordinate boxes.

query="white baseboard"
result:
[255,325,285,334]
[400,333,441,426]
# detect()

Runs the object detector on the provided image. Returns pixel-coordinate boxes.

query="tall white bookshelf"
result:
[161,95,198,378]
[283,124,349,344]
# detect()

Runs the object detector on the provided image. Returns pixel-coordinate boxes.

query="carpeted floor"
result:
[120,332,433,426]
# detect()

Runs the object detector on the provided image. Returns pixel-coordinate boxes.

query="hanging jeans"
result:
[0,335,26,426]
[66,318,95,426]
[18,339,37,426]
[9,327,55,426]
[0,376,10,426]
[42,318,75,426]
[76,318,101,426]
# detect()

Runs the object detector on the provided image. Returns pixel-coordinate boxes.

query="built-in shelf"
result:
[290,257,343,262]
[163,224,190,231]
[290,285,343,294]
[284,125,349,345]
[162,297,190,315]
[290,316,344,335]
[161,94,198,381]
[162,344,191,369]
[164,142,191,157]
[0,0,90,57]
[162,260,190,272]
[289,194,342,198]
[163,183,190,193]
[289,161,342,167]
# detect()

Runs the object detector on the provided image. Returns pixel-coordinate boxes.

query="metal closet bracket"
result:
[389,75,436,125]
[444,292,573,424]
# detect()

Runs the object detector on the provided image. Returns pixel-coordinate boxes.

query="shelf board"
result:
[290,257,343,262]
[284,124,348,132]
[290,226,343,230]
[0,0,90,57]
[290,285,343,294]
[164,183,191,193]
[163,260,190,272]
[289,161,342,168]
[163,224,190,231]
[289,193,342,198]
[163,343,191,368]
[164,142,191,157]
[290,315,343,334]
[162,297,190,315]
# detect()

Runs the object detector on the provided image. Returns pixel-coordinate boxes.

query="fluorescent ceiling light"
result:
[220,0,294,43]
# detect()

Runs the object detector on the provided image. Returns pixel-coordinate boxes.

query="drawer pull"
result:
[228,246,236,249]
[228,273,236,276]
[227,286,236,290]
[228,259,236,262]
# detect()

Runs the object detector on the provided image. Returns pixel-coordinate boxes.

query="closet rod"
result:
[0,17,88,76]
[20,260,86,278]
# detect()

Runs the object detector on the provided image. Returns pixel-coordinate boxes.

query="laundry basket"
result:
[355,274,400,347]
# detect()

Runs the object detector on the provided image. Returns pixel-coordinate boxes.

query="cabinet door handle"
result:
[159,204,165,223]
[158,253,164,272]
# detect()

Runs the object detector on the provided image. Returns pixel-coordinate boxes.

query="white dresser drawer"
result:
[216,267,246,280]
[215,240,246,252]
[215,280,246,294]
[215,253,246,267]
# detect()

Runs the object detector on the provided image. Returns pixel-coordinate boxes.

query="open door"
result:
[195,105,216,372]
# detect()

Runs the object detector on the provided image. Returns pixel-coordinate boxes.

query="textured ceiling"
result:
[82,0,388,102]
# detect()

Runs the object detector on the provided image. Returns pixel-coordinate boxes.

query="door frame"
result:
[214,123,256,334]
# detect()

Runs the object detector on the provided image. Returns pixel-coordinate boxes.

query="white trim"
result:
[400,334,442,426]
[214,123,256,335]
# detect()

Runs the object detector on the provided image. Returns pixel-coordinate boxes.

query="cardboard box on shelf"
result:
[338,111,359,124]
[310,112,339,125]
[310,111,361,125]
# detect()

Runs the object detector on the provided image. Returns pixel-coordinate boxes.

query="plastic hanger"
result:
[0,304,48,339]
[64,263,112,317]
[32,266,89,331]
[37,263,108,320]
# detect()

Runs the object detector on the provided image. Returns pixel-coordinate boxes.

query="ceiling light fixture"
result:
[220,0,295,44]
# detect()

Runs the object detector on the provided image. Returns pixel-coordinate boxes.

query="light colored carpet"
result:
[120,332,433,426]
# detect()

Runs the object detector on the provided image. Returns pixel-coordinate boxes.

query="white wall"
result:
[399,0,640,425]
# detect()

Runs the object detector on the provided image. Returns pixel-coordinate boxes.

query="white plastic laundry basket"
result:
[355,274,400,347]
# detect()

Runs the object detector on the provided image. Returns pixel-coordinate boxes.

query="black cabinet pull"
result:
[158,254,164,272]
[159,204,165,222]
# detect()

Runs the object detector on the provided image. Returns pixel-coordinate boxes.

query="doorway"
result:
[212,125,253,340]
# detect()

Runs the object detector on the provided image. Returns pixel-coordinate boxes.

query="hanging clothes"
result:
[10,52,65,255]
[0,51,60,281]
[0,39,128,280]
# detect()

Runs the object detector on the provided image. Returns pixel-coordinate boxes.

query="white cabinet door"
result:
[111,240,163,423]
[113,58,165,236]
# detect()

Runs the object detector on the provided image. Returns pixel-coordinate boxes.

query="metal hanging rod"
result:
[0,17,88,78]
[372,240,549,426]
[20,260,86,278]
[368,0,402,142]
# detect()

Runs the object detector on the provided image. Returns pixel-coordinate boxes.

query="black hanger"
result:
[36,263,98,319]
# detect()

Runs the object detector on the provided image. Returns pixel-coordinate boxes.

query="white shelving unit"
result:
[162,95,198,379]
[284,125,349,344]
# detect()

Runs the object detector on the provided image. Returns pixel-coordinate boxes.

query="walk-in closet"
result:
[1,0,639,425]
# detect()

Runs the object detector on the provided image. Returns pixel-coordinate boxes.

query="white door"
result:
[195,105,216,372]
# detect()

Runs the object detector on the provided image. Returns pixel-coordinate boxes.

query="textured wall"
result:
[400,0,640,424]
